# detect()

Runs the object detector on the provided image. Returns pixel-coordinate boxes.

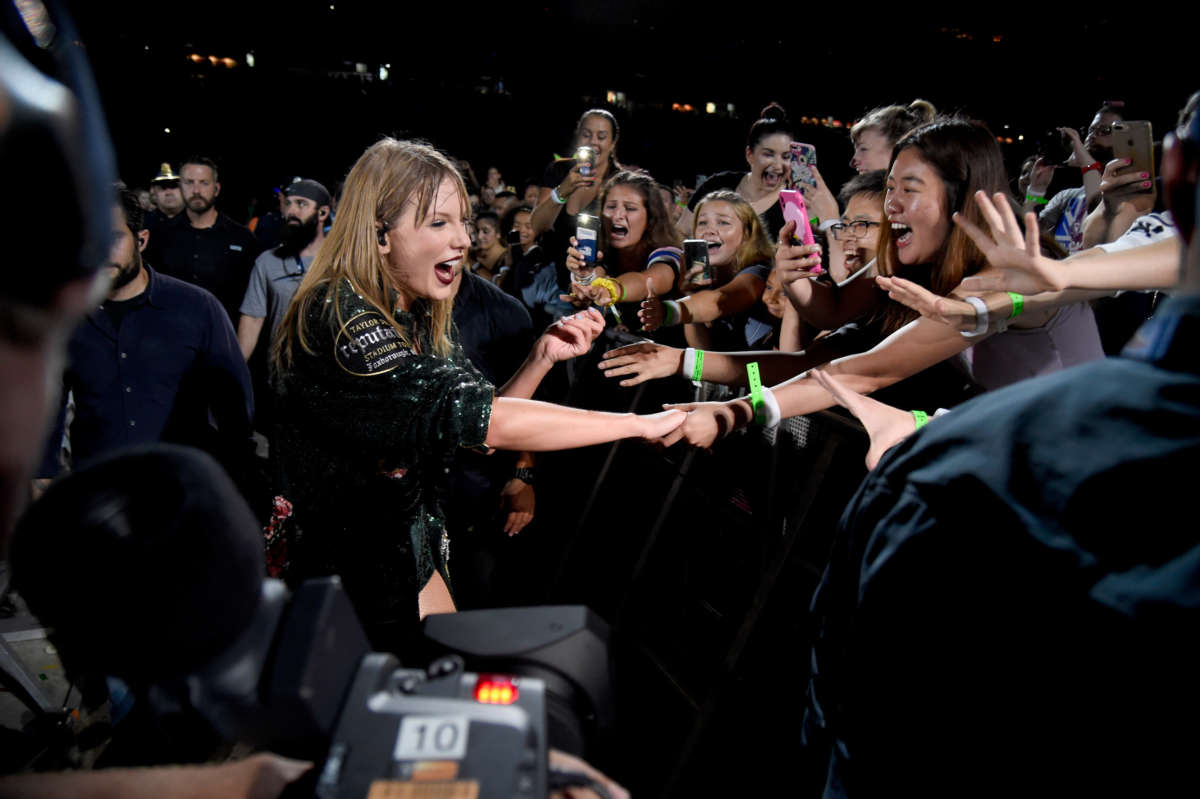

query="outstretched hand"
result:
[1027,155,1056,195]
[638,278,665,331]
[953,190,1065,294]
[535,308,606,363]
[875,275,976,332]
[655,401,741,450]
[598,341,684,387]
[637,409,688,441]
[811,369,916,470]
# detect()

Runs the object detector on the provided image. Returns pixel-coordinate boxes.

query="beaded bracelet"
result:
[592,277,625,304]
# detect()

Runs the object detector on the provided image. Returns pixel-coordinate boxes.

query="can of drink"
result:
[683,239,711,285]
[575,145,597,177]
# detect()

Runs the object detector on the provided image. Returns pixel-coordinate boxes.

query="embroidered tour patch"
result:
[334,311,410,376]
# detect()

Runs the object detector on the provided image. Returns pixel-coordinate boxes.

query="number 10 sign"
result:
[393,716,469,761]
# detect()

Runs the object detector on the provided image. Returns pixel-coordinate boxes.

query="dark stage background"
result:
[72,1,1193,220]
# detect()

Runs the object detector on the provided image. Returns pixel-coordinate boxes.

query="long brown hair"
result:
[875,117,1011,334]
[598,170,683,273]
[273,138,466,372]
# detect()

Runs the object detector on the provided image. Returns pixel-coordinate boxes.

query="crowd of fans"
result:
[21,82,1200,795]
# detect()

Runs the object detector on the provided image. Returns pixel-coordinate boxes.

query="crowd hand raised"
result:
[953,190,1064,294]
[1099,158,1155,205]
[802,165,840,223]
[1027,156,1056,195]
[536,308,606,362]
[598,341,684,387]
[564,235,604,277]
[811,369,914,471]
[499,478,535,536]
[656,401,738,450]
[558,161,595,199]
[774,220,824,283]
[875,275,977,332]
[639,278,666,332]
[1058,126,1093,166]
[559,236,603,307]
[678,261,712,294]
[672,184,693,207]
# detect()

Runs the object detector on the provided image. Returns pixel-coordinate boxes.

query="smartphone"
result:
[683,239,711,285]
[574,145,597,177]
[1036,130,1073,164]
[778,190,814,246]
[1111,121,1155,196]
[789,142,818,188]
[576,213,598,266]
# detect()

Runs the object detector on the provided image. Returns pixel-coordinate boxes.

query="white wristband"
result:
[962,296,989,339]
[662,300,682,326]
[759,386,782,428]
[550,187,567,205]
[682,347,697,381]
[818,218,839,233]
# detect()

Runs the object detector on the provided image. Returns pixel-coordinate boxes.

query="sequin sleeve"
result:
[280,280,494,459]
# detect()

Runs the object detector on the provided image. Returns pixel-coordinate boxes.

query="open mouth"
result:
[610,223,629,239]
[843,248,862,269]
[762,168,783,188]
[434,259,458,285]
[891,222,912,248]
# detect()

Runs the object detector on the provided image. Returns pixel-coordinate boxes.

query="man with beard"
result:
[36,187,253,482]
[236,178,330,361]
[151,156,260,322]
[1034,102,1125,254]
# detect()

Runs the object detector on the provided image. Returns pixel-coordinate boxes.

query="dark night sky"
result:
[65,1,1195,220]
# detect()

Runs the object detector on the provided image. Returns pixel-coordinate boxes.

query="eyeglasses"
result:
[829,220,880,240]
[1087,123,1114,138]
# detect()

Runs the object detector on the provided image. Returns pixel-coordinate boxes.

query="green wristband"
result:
[911,410,930,430]
[1008,292,1024,320]
[692,349,705,384]
[747,362,765,425]
[1025,192,1049,205]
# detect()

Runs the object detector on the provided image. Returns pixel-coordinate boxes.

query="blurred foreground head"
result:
[1,3,116,547]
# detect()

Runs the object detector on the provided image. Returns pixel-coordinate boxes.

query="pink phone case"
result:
[778,189,822,276]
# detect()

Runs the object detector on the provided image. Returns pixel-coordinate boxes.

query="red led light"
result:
[474,675,519,704]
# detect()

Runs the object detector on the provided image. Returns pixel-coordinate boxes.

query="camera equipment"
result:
[11,445,615,798]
